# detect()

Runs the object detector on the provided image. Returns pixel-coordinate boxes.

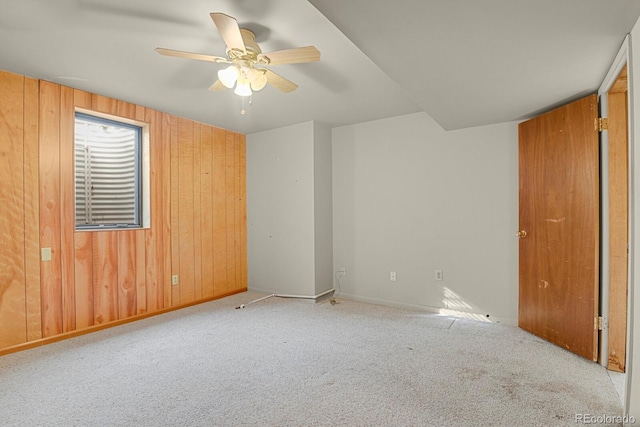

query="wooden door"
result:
[518,94,599,361]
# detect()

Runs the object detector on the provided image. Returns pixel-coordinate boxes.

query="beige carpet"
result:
[0,291,623,426]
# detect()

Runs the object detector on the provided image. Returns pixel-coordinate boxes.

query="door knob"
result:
[517,230,527,239]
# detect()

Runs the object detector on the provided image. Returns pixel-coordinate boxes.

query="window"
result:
[75,112,143,229]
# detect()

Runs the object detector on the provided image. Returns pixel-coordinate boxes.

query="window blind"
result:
[75,113,140,227]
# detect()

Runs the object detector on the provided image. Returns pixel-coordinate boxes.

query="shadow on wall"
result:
[440,287,491,323]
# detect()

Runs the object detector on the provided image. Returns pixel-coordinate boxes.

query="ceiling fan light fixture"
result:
[156,12,321,104]
[234,76,252,97]
[218,65,239,88]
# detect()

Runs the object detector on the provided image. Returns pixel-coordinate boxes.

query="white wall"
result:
[332,112,519,323]
[246,121,334,297]
[246,122,316,295]
[313,122,334,295]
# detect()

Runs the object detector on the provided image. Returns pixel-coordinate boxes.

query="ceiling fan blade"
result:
[209,80,227,91]
[259,46,320,65]
[210,13,246,54]
[155,48,229,63]
[264,69,298,93]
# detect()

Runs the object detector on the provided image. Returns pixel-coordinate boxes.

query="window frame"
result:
[74,109,151,231]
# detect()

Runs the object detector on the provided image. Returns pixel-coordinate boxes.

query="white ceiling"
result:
[309,0,640,130]
[1,0,639,134]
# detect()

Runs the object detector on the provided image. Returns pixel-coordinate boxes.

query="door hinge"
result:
[595,316,607,331]
[595,117,609,132]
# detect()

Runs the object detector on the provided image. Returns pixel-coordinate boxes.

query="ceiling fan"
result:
[156,12,320,97]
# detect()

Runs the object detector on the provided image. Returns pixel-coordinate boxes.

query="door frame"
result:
[597,34,632,377]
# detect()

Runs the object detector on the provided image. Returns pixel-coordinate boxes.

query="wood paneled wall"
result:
[0,72,40,349]
[0,69,247,352]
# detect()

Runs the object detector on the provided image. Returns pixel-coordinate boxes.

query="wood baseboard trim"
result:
[0,288,247,357]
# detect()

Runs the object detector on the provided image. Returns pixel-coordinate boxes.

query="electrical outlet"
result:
[172,275,179,285]
[435,270,443,281]
[41,247,52,261]
[390,271,397,282]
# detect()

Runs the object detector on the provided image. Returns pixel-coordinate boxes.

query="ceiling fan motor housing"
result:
[228,29,266,66]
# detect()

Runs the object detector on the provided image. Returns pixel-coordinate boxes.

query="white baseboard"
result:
[247,286,279,295]
[248,287,517,326]
[337,292,517,326]
[247,286,335,303]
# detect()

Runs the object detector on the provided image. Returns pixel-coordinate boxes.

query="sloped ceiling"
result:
[309,0,640,130]
[1,0,639,133]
